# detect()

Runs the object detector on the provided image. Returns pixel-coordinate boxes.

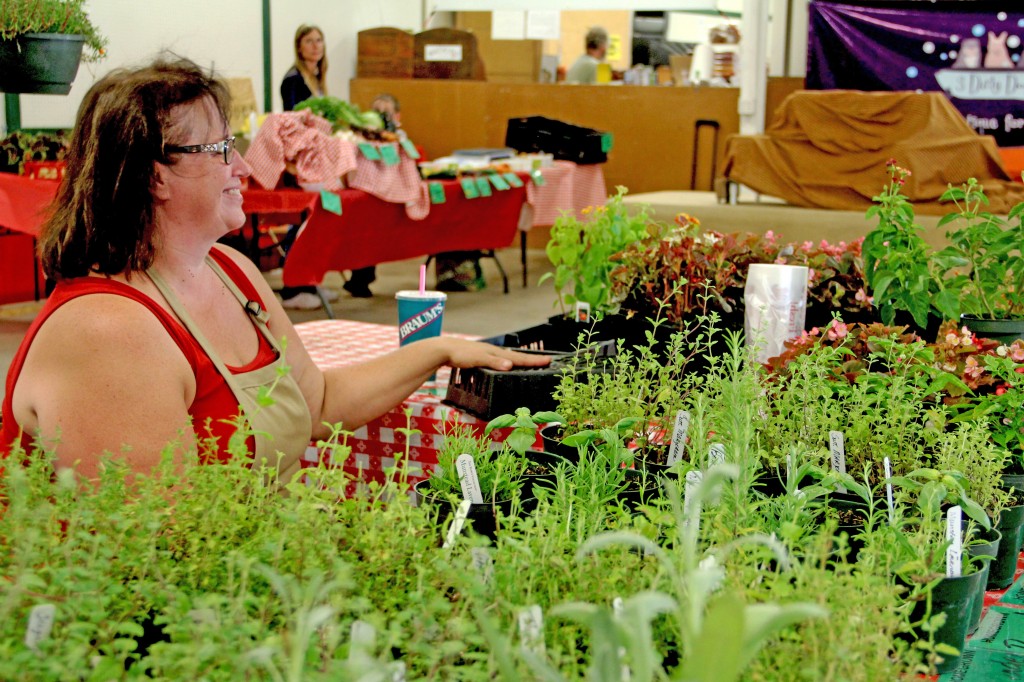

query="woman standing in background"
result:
[280,24,326,111]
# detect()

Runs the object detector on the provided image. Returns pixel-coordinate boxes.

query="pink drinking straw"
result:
[419,264,426,295]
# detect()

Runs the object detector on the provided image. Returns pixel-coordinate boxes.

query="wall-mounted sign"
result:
[425,44,463,62]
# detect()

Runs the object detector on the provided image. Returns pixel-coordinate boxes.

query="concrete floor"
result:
[0,245,559,402]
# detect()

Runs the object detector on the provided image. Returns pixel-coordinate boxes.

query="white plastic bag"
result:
[744,264,809,363]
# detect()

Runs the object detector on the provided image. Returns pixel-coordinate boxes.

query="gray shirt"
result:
[565,54,601,84]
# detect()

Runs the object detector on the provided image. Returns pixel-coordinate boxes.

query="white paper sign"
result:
[425,44,463,62]
[492,10,526,40]
[828,431,847,494]
[526,10,561,40]
[666,410,691,466]
[442,499,473,549]
[25,604,55,651]
[946,505,963,578]
[456,454,484,503]
[708,443,725,467]
[518,605,545,652]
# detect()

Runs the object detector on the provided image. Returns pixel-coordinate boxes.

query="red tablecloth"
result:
[294,319,495,490]
[282,180,528,287]
[0,173,58,237]
[525,160,608,227]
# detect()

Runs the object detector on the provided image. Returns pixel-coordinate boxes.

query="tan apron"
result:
[148,258,313,487]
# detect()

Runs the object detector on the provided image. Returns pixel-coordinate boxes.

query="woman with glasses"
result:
[0,57,549,482]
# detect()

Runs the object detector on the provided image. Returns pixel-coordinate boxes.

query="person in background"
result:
[565,27,609,85]
[0,57,551,483]
[276,24,338,309]
[337,93,407,299]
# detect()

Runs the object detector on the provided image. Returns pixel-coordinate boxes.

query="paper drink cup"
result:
[396,290,447,346]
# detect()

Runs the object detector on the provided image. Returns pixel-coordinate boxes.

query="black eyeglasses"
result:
[165,135,236,165]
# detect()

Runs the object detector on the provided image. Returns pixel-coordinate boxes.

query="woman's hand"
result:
[441,338,553,371]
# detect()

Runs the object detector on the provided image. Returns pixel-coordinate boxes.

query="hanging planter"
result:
[0,33,85,94]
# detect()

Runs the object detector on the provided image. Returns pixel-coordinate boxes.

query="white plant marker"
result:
[946,505,963,578]
[828,431,847,493]
[574,301,591,323]
[25,604,55,651]
[442,499,473,549]
[456,454,483,503]
[471,547,494,586]
[708,443,725,467]
[884,457,895,526]
[391,661,407,682]
[518,605,545,653]
[349,620,376,660]
[666,410,691,466]
[612,597,632,681]
[683,470,703,532]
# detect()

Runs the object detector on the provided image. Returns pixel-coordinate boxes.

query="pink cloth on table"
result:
[244,111,357,191]
[525,160,608,227]
[347,143,429,220]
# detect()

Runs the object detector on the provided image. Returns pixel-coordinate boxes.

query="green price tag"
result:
[429,181,446,204]
[399,138,420,159]
[475,176,493,197]
[379,143,400,166]
[530,169,546,186]
[460,177,480,199]
[319,189,342,215]
[503,172,524,188]
[601,132,614,153]
[358,143,381,161]
[488,173,511,191]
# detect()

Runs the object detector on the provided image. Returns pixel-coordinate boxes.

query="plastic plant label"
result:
[574,301,591,323]
[25,603,55,651]
[379,143,401,166]
[391,662,407,682]
[518,605,545,653]
[666,410,691,466]
[358,142,382,161]
[601,132,614,153]
[708,443,726,467]
[442,499,473,549]
[828,431,847,493]
[475,176,493,197]
[946,505,963,578]
[460,177,480,199]
[530,169,546,186]
[683,470,703,530]
[488,172,511,191]
[503,172,525,188]
[428,182,446,204]
[884,457,895,526]
[471,547,494,586]
[349,620,377,659]
[320,189,342,216]
[400,138,420,159]
[612,597,631,681]
[456,454,484,503]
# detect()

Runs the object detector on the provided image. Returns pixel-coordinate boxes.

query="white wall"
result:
[16,0,425,130]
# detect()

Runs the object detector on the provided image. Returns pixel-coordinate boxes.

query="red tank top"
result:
[0,249,277,464]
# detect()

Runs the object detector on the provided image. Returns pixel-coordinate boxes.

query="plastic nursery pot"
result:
[960,315,1024,346]
[966,526,1002,636]
[616,468,661,513]
[903,568,988,675]
[521,450,573,500]
[989,502,1024,590]
[634,444,678,480]
[539,424,582,462]
[413,479,529,543]
[824,494,873,563]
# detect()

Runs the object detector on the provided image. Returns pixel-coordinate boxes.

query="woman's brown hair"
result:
[293,24,328,97]
[38,56,230,280]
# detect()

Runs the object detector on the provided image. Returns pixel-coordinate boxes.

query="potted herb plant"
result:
[0,0,107,94]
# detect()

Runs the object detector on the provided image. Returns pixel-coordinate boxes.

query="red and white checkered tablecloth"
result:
[346,144,430,220]
[527,160,608,227]
[294,319,498,492]
[244,111,356,191]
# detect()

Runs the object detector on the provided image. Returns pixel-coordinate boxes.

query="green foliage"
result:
[425,422,523,501]
[294,96,384,132]
[541,186,652,316]
[0,0,107,60]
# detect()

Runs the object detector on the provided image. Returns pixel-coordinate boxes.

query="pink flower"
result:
[826,321,849,341]
[965,356,984,380]
[855,288,869,303]
[945,332,960,347]
[1011,345,1024,362]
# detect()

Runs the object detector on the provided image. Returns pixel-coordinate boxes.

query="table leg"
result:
[520,231,528,288]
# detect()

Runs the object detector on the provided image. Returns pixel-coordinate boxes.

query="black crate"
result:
[505,116,610,165]
[443,322,616,421]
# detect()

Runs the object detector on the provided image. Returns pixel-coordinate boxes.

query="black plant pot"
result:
[989,502,1024,590]
[961,315,1024,345]
[539,423,582,462]
[521,450,572,500]
[827,495,872,563]
[0,33,85,95]
[966,526,1002,635]
[905,568,988,675]
[414,479,525,543]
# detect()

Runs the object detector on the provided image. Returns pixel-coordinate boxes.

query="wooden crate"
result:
[413,28,484,80]
[357,27,414,79]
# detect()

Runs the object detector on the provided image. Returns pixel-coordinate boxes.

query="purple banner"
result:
[808,1,1024,147]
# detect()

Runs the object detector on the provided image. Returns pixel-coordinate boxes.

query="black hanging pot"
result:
[0,33,85,95]
[960,315,1024,345]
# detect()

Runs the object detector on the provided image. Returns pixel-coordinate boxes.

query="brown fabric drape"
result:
[722,90,1024,215]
